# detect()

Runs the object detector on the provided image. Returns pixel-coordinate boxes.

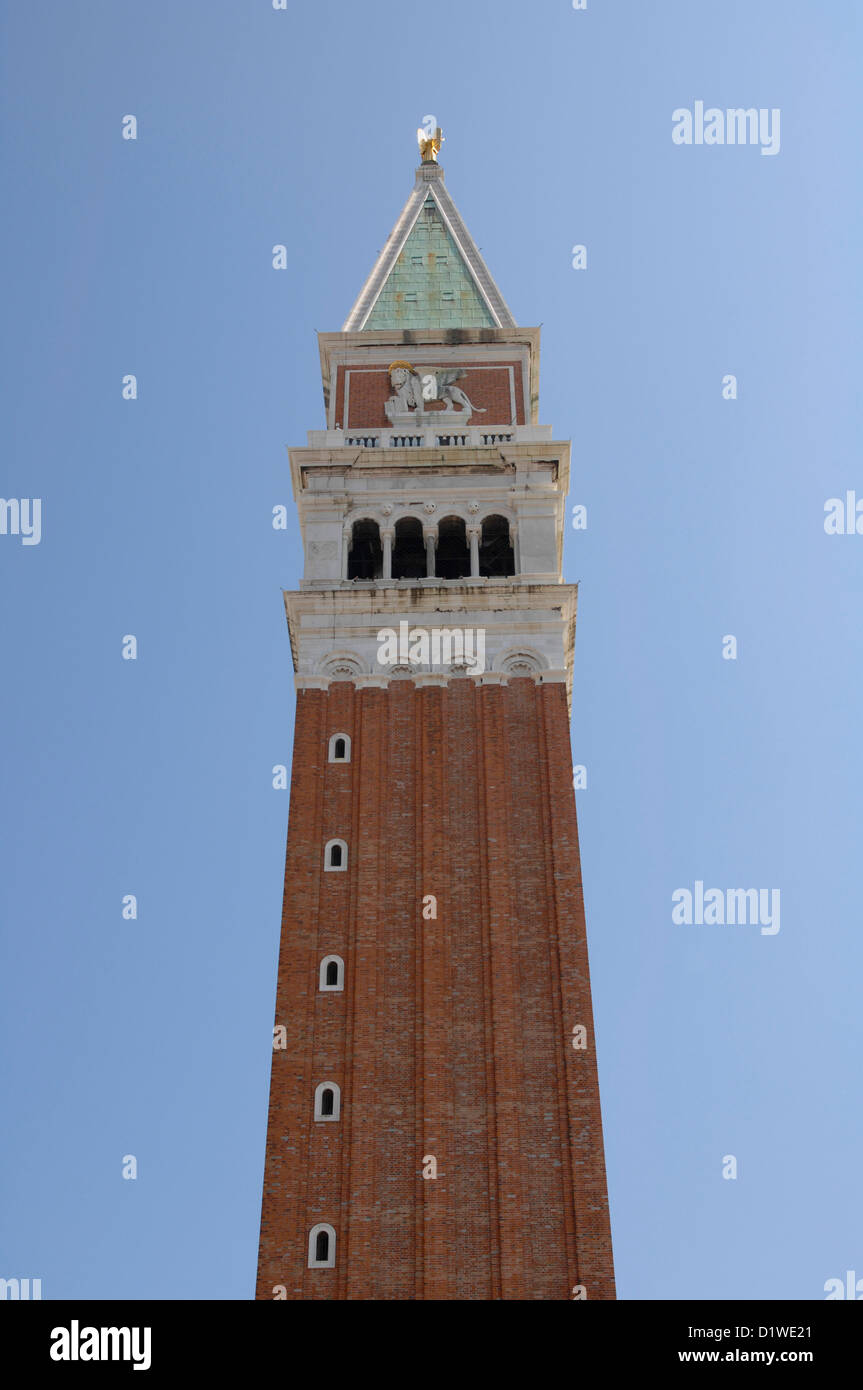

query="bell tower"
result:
[256,133,615,1300]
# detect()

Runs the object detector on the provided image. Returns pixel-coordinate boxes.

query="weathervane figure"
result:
[417,124,444,163]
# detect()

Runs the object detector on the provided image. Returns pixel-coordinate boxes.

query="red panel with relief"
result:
[333,361,526,430]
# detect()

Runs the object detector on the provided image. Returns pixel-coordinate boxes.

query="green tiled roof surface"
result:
[364,196,496,330]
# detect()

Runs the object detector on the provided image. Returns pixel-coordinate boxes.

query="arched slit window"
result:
[308,1223,336,1269]
[314,1081,341,1121]
[436,516,470,579]
[479,514,515,577]
[319,955,344,991]
[324,839,347,872]
[328,733,351,763]
[391,517,426,580]
[348,520,382,581]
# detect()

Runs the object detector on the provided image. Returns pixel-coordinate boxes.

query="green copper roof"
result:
[343,166,516,332]
[364,195,497,330]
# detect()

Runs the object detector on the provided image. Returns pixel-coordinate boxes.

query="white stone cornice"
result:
[293,666,569,697]
[285,581,578,715]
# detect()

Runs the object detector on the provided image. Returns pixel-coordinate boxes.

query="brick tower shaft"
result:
[256,145,615,1300]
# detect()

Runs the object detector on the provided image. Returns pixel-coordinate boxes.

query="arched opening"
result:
[347,519,382,580]
[479,514,515,577]
[308,1222,336,1268]
[324,840,347,872]
[328,733,350,763]
[435,516,470,579]
[391,517,426,580]
[314,1080,342,1122]
[319,955,344,991]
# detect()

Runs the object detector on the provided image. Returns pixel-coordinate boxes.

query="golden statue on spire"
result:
[417,122,444,163]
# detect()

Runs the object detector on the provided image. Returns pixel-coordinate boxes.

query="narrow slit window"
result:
[319,955,344,991]
[324,840,347,872]
[308,1223,336,1268]
[328,733,351,763]
[314,1081,341,1121]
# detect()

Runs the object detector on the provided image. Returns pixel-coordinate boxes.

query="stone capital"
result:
[413,673,450,689]
[294,674,331,691]
[354,674,390,689]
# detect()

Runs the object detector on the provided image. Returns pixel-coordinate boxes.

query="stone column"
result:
[341,530,350,581]
[381,528,394,581]
[467,525,481,578]
[510,521,520,575]
[424,527,437,578]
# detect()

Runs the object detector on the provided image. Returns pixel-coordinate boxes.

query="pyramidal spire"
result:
[342,127,516,332]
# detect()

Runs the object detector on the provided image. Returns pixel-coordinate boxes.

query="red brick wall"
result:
[333,362,526,431]
[255,678,615,1301]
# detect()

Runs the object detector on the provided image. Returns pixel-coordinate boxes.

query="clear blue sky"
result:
[1,0,861,1300]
